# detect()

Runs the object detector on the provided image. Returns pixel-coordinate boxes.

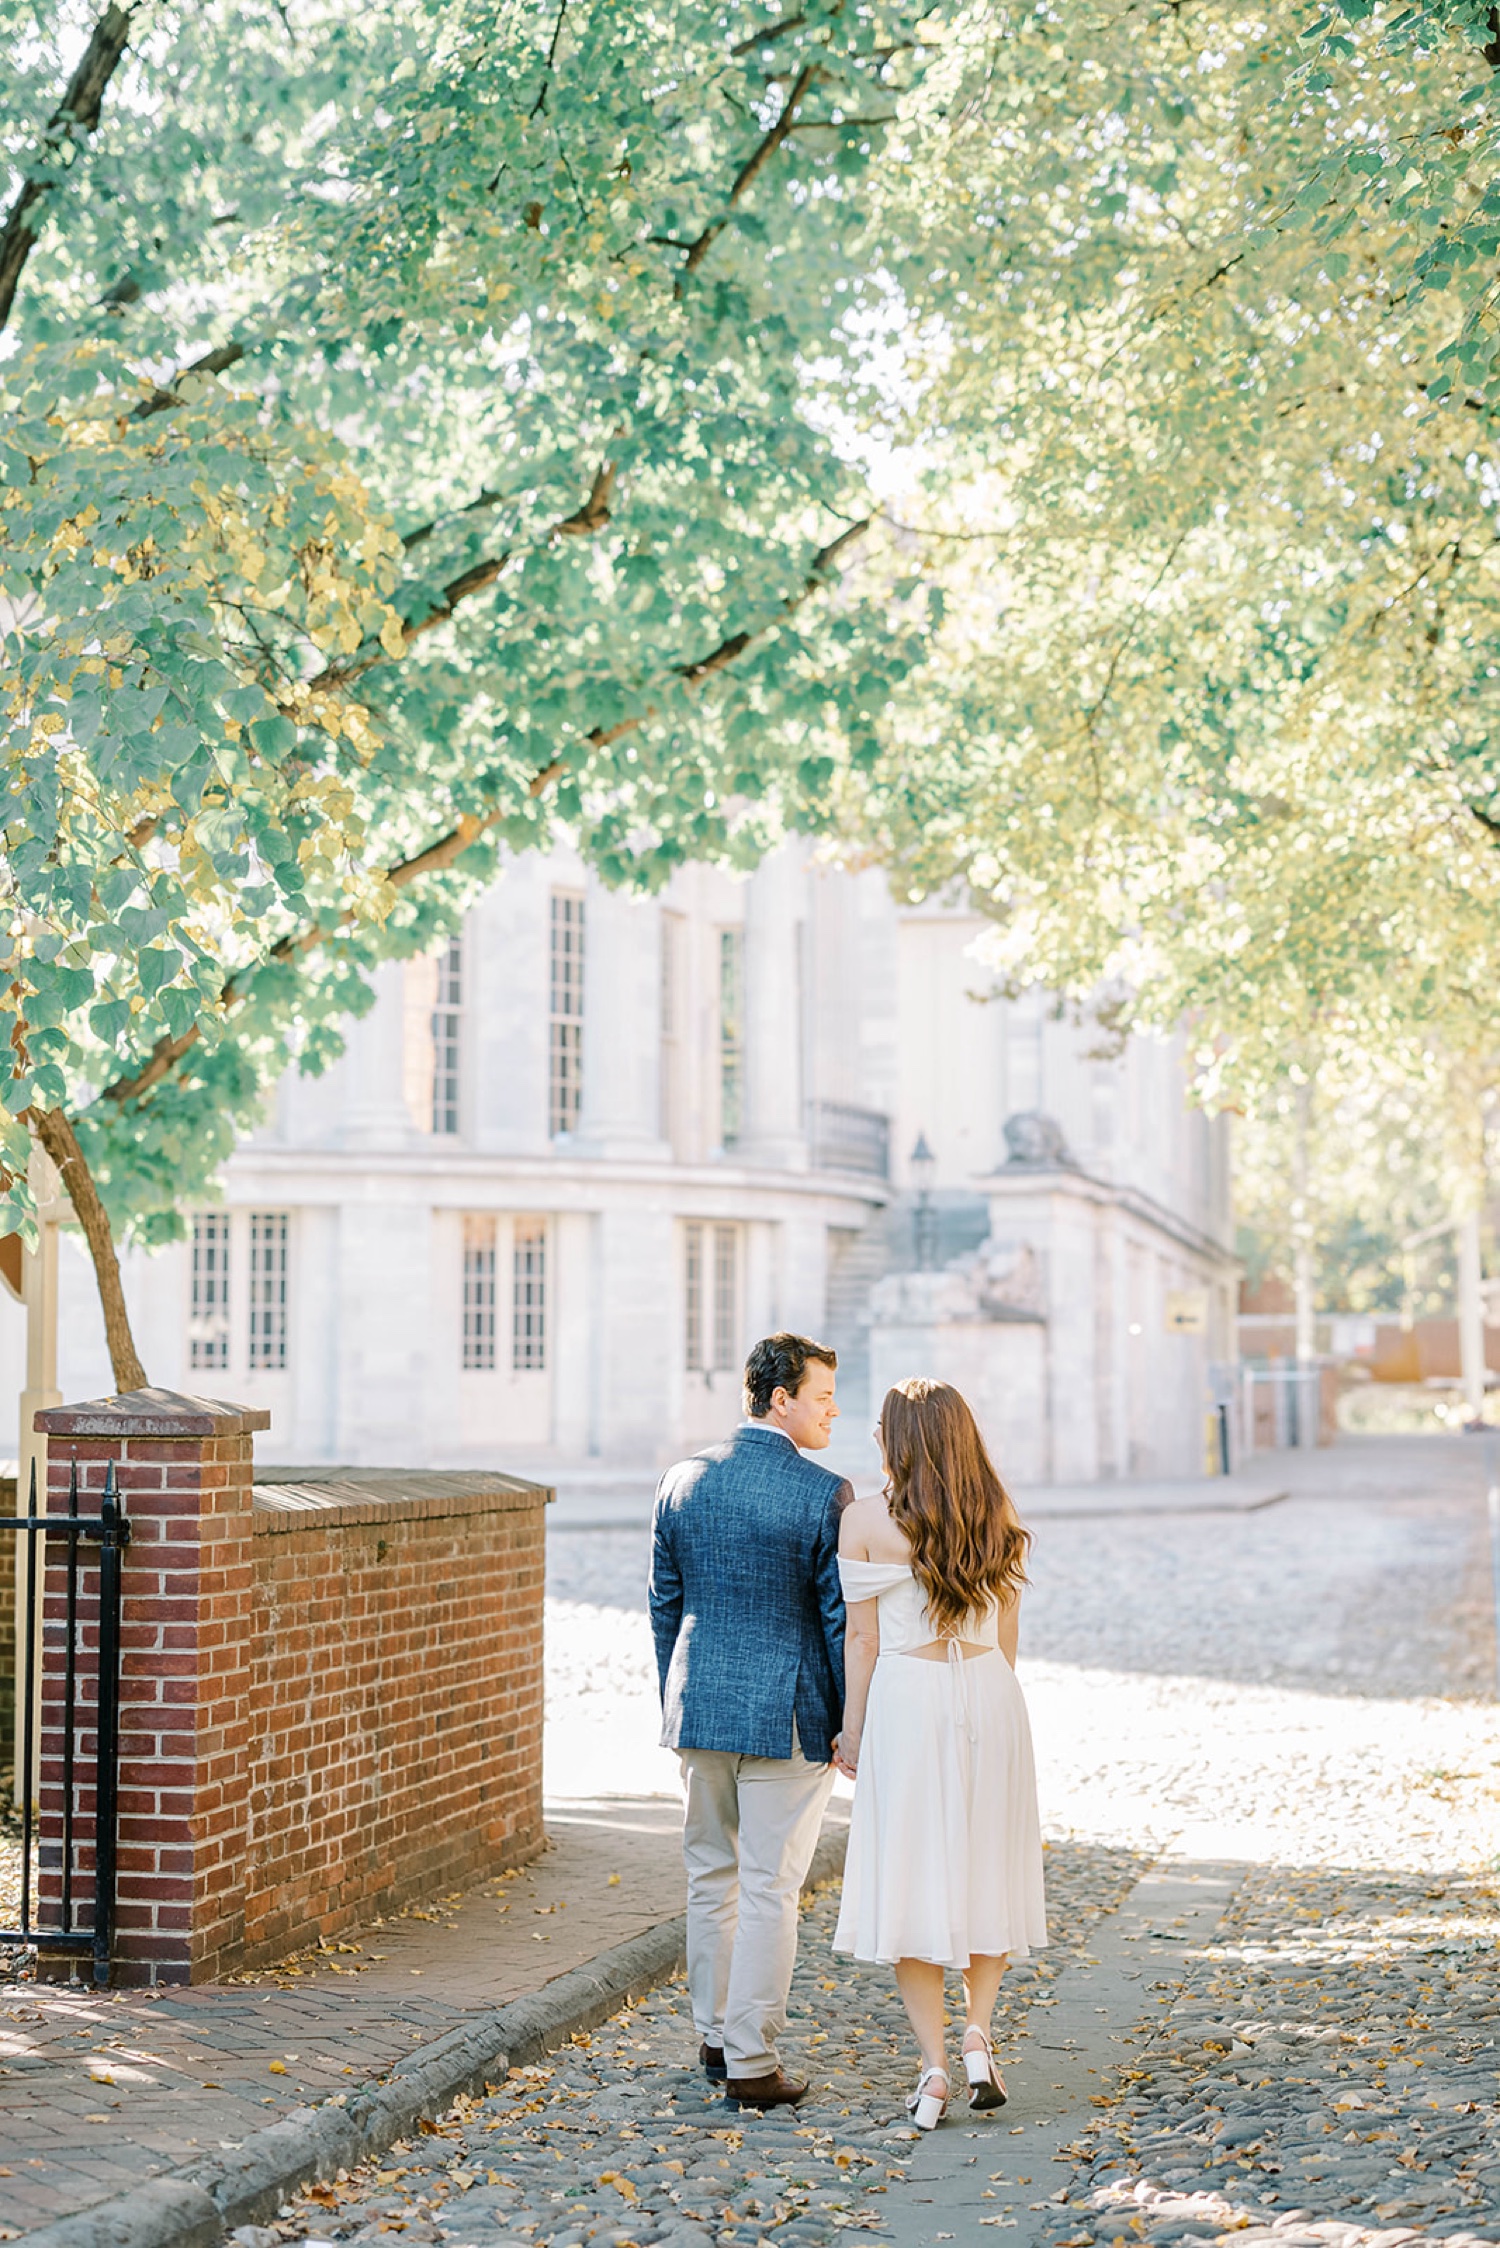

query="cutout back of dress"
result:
[837,1557,1000,1661]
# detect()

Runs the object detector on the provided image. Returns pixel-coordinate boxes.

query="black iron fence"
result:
[1,1458,129,1985]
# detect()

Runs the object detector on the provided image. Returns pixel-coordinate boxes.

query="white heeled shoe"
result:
[906,2064,949,2131]
[961,2027,1007,2112]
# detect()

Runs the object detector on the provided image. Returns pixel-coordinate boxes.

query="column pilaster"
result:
[740,849,808,1170]
[575,886,666,1158]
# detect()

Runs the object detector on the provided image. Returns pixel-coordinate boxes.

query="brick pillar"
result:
[34,1389,269,1986]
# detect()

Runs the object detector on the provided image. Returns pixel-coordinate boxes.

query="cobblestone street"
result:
[7,1435,1500,2248]
[242,1847,1149,2248]
[241,1436,1500,2248]
[1041,1855,1500,2248]
[544,1436,1500,1868]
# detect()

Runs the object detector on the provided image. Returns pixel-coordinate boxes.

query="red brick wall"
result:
[37,1407,260,1983]
[35,1394,547,1985]
[1371,1317,1500,1383]
[242,1487,545,1969]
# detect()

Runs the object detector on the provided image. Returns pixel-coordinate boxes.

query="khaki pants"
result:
[678,1726,834,2079]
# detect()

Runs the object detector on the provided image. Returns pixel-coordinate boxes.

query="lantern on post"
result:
[910,1132,937,1271]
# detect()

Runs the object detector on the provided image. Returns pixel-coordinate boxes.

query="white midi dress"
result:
[832,1558,1048,1969]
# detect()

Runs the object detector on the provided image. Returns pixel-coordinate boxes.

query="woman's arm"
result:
[836,1598,880,1776]
[834,1497,881,1775]
[997,1589,1021,1668]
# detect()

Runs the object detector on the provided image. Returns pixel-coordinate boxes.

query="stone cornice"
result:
[215,1143,892,1212]
[983,1162,1239,1273]
[37,1387,272,1438]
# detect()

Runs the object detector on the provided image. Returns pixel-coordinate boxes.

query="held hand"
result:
[832,1730,859,1779]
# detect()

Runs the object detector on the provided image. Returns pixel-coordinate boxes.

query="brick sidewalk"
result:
[0,1797,686,2238]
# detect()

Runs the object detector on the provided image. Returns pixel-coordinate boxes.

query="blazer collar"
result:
[736,1421,798,1449]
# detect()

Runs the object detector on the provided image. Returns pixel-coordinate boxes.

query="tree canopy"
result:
[12,0,1500,1379]
[1,0,935,1375]
[850,0,1500,1131]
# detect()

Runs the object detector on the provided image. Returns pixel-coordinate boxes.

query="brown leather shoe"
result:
[725,2068,809,2107]
[699,2039,727,2082]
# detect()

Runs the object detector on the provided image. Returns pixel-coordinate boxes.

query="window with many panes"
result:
[712,1224,738,1370]
[512,1221,547,1371]
[431,935,462,1135]
[549,892,585,1137]
[190,1210,291,1373]
[718,927,743,1149]
[248,1212,289,1370]
[189,1212,231,1370]
[684,1221,739,1372]
[463,1215,497,1370]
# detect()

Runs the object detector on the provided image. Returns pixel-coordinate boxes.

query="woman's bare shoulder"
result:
[839,1496,912,1563]
[838,1495,883,1557]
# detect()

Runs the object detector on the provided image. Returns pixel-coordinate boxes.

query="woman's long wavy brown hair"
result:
[879,1379,1030,1634]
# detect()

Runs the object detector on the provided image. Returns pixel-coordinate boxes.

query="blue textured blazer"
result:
[649,1422,851,1762]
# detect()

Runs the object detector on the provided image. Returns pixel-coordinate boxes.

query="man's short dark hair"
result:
[743,1332,838,1418]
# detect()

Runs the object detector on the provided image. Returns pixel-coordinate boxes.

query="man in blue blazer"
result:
[649,1332,851,2108]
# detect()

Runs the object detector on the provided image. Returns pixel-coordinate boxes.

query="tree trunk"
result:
[27,1107,148,1393]
[1290,1078,1316,1366]
[1458,1204,1485,1424]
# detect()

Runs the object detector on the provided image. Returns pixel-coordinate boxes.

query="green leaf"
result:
[136,949,181,998]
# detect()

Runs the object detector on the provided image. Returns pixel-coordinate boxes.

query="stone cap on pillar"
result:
[34,1388,272,1438]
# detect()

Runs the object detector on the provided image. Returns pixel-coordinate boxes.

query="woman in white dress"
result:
[832,1378,1046,2129]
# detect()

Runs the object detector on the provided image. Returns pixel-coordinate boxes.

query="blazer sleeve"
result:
[814,1477,851,1700]
[647,1480,684,1705]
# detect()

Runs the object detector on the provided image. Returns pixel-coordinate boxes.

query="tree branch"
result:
[683,62,818,271]
[731,12,807,57]
[131,339,248,420]
[401,486,504,555]
[555,454,618,535]
[304,454,619,696]
[579,515,870,745]
[1078,530,1190,798]
[530,0,571,115]
[0,2,138,332]
[784,113,897,131]
[98,517,870,1110]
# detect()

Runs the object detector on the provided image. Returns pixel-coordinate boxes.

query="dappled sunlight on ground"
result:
[545,1446,1500,1872]
[1038,1857,1500,2248]
[1021,1660,1500,1875]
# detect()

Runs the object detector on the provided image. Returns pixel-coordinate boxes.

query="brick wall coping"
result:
[252,1465,553,1534]
[35,1386,273,1438]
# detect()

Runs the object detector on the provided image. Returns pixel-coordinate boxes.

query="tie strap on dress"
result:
[945,1632,981,1742]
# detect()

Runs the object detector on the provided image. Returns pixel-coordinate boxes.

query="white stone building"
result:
[0,846,1236,1485]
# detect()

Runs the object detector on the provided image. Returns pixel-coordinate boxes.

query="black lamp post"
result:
[910,1131,937,1270]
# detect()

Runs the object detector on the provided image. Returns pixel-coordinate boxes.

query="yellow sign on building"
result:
[1165,1288,1208,1335]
